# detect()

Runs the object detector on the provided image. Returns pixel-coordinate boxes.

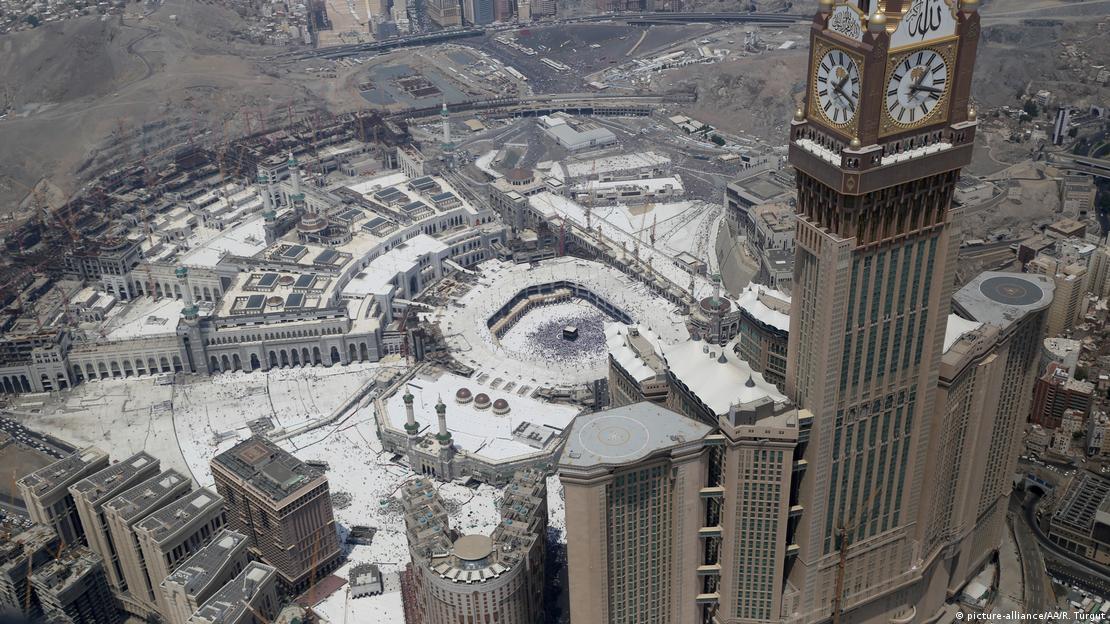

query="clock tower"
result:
[785,0,981,622]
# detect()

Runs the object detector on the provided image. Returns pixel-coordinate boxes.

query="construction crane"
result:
[25,534,66,614]
[831,484,885,624]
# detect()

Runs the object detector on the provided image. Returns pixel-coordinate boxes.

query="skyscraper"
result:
[928,271,1053,590]
[785,0,981,620]
[563,336,808,624]
[561,2,1048,623]
[210,436,341,591]
[17,446,109,546]
[70,452,162,593]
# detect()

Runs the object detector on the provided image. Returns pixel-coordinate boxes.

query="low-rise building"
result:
[1049,471,1110,566]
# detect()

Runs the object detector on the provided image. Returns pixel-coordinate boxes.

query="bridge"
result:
[390,91,697,121]
[1050,153,1110,180]
[283,12,805,61]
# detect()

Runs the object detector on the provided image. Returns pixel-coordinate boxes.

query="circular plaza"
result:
[434,258,688,388]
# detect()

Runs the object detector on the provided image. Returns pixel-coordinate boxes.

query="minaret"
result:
[288,152,302,196]
[403,386,420,437]
[257,170,273,212]
[434,396,455,481]
[435,397,451,445]
[440,100,453,152]
[177,266,197,321]
[175,267,207,374]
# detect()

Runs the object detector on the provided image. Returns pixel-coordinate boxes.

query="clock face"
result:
[884,48,950,128]
[814,48,861,127]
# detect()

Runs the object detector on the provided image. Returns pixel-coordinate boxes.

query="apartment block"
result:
[17,446,110,546]
[70,451,161,592]
[134,487,227,618]
[1031,362,1095,429]
[0,525,61,621]
[30,547,120,624]
[161,529,250,624]
[103,469,192,618]
[186,562,279,624]
[211,436,340,590]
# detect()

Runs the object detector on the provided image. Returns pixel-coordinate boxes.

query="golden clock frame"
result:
[808,38,866,136]
[879,38,958,137]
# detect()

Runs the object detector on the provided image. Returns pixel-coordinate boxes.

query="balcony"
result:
[789,504,804,519]
[695,593,720,605]
[698,526,722,538]
[696,564,721,576]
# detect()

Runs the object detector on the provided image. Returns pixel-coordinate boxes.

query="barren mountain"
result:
[0,0,323,213]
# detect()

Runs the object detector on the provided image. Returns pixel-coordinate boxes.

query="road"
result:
[1012,488,1110,598]
[1009,493,1051,613]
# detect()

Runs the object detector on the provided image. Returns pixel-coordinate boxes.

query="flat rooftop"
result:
[212,436,323,503]
[104,470,191,523]
[70,451,159,506]
[17,447,107,498]
[30,547,103,593]
[953,271,1055,331]
[1053,471,1110,534]
[385,370,580,461]
[729,170,794,203]
[163,529,249,597]
[664,338,787,417]
[341,234,448,299]
[135,487,223,544]
[188,562,276,624]
[563,151,670,178]
[560,402,712,469]
[178,216,269,268]
[78,296,186,342]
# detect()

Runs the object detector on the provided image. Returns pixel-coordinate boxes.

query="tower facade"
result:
[785,1,981,621]
[210,436,341,592]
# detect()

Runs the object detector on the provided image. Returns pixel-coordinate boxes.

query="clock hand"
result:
[833,82,856,112]
[909,84,944,95]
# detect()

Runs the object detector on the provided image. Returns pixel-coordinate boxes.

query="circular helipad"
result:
[979,275,1045,306]
[576,415,650,461]
[453,534,493,561]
